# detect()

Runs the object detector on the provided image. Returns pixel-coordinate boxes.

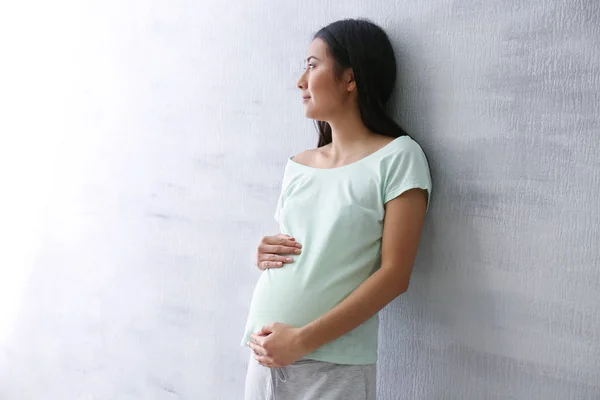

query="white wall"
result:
[0,1,598,399]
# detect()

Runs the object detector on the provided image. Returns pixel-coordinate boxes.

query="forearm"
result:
[298,267,408,353]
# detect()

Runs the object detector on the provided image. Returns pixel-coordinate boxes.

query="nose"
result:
[297,70,307,91]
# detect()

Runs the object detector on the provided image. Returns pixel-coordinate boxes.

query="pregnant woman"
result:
[241,18,433,400]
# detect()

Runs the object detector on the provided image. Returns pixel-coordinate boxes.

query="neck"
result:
[326,105,375,159]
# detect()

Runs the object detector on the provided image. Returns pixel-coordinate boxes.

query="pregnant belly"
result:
[247,267,350,329]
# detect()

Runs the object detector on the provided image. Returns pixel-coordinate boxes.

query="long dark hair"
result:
[312,18,410,147]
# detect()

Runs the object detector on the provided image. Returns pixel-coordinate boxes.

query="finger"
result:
[258,260,284,270]
[256,357,268,367]
[256,325,273,335]
[258,245,302,258]
[254,352,275,367]
[277,233,295,241]
[258,254,295,265]
[250,334,260,343]
[266,236,303,250]
[248,341,264,356]
[261,234,300,250]
[257,255,297,271]
[259,243,302,256]
[252,350,275,368]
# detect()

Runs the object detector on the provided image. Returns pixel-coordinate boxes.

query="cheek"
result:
[309,71,332,96]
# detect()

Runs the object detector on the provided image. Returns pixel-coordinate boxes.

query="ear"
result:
[343,68,356,92]
[347,73,356,91]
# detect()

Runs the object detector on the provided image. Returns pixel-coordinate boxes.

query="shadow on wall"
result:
[376,37,504,398]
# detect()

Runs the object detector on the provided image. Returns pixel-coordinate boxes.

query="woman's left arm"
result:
[298,187,428,351]
[249,188,428,367]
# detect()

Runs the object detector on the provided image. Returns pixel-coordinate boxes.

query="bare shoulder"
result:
[374,134,397,146]
[290,147,322,167]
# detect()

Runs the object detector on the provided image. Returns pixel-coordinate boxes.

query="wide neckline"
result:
[287,136,409,172]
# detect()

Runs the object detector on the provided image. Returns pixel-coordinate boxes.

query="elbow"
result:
[397,283,409,296]
[379,267,412,296]
[389,278,410,297]
[395,275,412,296]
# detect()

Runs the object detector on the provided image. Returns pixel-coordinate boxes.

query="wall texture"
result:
[1,0,598,399]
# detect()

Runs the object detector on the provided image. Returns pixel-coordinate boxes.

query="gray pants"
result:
[244,352,377,399]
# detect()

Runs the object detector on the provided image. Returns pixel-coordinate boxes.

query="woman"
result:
[240,18,432,399]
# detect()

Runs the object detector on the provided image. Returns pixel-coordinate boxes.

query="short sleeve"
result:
[382,139,432,211]
[274,184,284,223]
[273,164,289,223]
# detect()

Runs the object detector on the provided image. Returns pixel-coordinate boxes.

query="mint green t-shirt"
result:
[240,135,432,365]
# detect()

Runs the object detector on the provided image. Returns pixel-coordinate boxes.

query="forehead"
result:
[305,38,328,60]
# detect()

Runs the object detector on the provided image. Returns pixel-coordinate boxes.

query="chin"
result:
[303,108,320,120]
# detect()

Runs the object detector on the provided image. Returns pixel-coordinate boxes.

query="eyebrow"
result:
[305,56,320,62]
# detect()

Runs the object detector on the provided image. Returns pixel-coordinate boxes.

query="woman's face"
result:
[297,38,352,120]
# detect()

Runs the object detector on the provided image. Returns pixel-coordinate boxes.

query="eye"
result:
[303,63,314,70]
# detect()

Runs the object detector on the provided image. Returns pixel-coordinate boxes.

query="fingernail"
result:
[295,243,302,248]
[286,257,292,262]
[294,249,301,254]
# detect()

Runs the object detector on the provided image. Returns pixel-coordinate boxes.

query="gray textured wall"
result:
[0,1,599,399]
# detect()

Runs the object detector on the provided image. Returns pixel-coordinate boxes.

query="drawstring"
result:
[270,366,287,389]
[269,367,287,400]
[275,367,287,382]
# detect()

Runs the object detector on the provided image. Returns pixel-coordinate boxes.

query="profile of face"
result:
[296,38,356,121]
